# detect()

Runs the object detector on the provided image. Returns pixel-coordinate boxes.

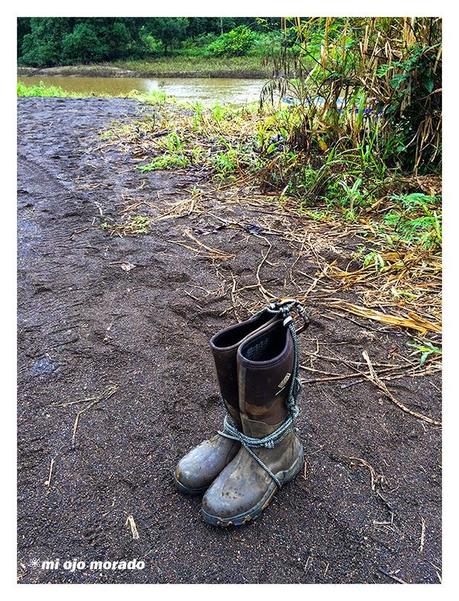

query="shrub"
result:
[62,23,106,64]
[139,31,163,56]
[206,26,256,57]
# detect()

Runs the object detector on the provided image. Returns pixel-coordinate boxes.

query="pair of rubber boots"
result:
[174,306,304,527]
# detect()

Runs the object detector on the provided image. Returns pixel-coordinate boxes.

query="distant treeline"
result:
[17,17,281,67]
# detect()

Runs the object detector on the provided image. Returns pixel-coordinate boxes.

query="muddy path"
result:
[17,98,441,584]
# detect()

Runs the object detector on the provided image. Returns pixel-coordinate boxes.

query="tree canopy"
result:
[17,17,281,66]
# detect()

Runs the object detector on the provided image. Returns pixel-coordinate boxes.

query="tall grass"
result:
[260,17,441,185]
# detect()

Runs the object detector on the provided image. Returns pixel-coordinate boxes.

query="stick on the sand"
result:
[362,350,441,426]
[44,457,55,487]
[125,514,140,540]
[419,517,426,554]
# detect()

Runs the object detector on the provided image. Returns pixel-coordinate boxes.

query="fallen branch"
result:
[362,351,441,426]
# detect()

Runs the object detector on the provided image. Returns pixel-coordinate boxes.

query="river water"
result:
[19,76,266,105]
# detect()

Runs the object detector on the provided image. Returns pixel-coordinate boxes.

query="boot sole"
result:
[201,447,305,527]
[173,473,208,496]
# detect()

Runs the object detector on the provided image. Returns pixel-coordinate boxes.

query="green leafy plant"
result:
[138,154,189,171]
[17,81,75,97]
[206,26,256,57]
[362,251,386,271]
[382,193,442,248]
[407,339,442,366]
[101,214,151,236]
[339,177,364,211]
[212,148,239,180]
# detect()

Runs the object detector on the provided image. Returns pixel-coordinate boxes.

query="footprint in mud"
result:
[165,271,191,284]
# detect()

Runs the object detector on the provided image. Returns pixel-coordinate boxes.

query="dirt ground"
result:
[17,97,442,584]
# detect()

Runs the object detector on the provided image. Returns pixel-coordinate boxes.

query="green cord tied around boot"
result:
[217,299,308,487]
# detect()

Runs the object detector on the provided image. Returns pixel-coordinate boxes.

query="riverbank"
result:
[17,56,271,79]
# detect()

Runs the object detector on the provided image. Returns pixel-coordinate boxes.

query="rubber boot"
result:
[174,309,280,495]
[201,319,304,525]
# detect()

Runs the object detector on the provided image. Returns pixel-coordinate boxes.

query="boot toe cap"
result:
[175,454,210,494]
[201,464,273,524]
[175,437,239,494]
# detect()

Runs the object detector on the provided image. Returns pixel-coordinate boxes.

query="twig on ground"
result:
[344,456,385,491]
[125,514,140,540]
[71,384,119,448]
[362,350,441,426]
[168,229,234,261]
[419,517,426,554]
[44,457,55,488]
[378,568,407,584]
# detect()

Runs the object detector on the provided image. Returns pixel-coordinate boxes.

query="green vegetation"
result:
[17,17,280,67]
[17,80,77,97]
[101,214,151,236]
[381,194,441,249]
[206,26,257,57]
[138,154,189,172]
[17,81,174,104]
[110,55,271,77]
[407,339,442,366]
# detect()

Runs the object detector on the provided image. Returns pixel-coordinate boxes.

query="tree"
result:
[62,23,106,64]
[143,17,189,55]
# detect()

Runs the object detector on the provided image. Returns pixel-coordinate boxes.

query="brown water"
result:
[20,76,266,104]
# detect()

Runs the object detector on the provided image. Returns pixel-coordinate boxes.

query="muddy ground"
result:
[17,97,441,584]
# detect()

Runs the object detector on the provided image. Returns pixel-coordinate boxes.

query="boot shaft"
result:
[237,320,294,437]
[210,309,280,426]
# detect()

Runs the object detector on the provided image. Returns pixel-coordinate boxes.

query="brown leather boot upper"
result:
[210,309,280,427]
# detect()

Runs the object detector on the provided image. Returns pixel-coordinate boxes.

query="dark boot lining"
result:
[241,322,287,362]
[213,312,273,348]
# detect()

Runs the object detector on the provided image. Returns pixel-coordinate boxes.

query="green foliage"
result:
[101,214,151,236]
[380,193,441,248]
[62,23,106,63]
[261,17,441,177]
[20,18,70,67]
[362,251,386,271]
[163,132,183,153]
[142,18,189,55]
[407,339,442,366]
[212,148,239,180]
[206,26,256,57]
[339,178,364,211]
[137,154,189,172]
[382,212,441,248]
[17,81,169,103]
[17,17,281,66]
[143,90,168,104]
[138,31,163,56]
[17,81,75,97]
